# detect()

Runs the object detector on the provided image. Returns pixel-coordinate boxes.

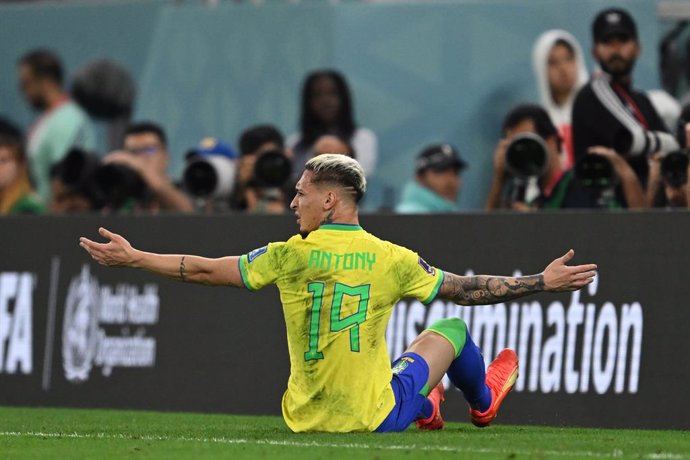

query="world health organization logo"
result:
[62,265,100,383]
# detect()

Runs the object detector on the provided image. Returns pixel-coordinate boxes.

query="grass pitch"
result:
[0,406,688,459]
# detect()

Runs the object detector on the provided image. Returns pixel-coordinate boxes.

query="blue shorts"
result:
[375,352,430,432]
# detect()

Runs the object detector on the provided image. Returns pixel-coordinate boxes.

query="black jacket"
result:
[572,74,668,185]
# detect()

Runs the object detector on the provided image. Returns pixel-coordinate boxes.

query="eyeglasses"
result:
[127,145,161,155]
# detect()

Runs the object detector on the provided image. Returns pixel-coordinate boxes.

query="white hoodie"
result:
[532,30,589,169]
[532,29,589,127]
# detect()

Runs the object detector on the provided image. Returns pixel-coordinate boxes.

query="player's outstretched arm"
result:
[437,249,597,306]
[79,227,244,287]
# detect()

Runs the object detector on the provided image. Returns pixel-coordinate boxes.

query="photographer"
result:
[49,148,101,213]
[577,146,646,208]
[486,104,568,210]
[183,138,238,213]
[486,104,645,210]
[230,125,292,214]
[572,8,674,186]
[50,146,152,213]
[103,122,193,213]
[646,109,690,208]
[646,152,687,208]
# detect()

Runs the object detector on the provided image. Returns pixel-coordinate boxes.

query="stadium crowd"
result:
[2,7,689,216]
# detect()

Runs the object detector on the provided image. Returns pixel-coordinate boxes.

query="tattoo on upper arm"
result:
[440,272,544,305]
[179,256,187,282]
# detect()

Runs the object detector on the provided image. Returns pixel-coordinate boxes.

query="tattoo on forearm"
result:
[179,256,187,282]
[441,273,544,305]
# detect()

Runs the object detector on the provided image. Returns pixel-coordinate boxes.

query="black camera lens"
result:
[184,161,217,197]
[254,150,292,187]
[505,133,548,178]
[57,148,100,187]
[93,164,147,209]
[575,155,615,188]
[661,150,689,188]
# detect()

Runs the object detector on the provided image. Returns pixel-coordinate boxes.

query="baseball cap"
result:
[415,144,467,174]
[592,8,638,43]
[186,137,237,161]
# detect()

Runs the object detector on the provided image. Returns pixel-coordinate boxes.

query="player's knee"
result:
[426,317,467,359]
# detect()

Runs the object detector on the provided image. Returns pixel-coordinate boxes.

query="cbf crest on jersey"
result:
[418,256,435,275]
[391,356,415,374]
[248,246,268,263]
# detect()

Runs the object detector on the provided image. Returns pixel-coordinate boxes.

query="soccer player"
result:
[79,154,597,433]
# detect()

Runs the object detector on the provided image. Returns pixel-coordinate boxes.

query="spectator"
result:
[396,144,466,214]
[312,134,354,158]
[17,49,95,203]
[288,70,377,178]
[572,8,675,187]
[485,104,645,210]
[0,117,44,215]
[103,122,193,213]
[231,124,292,214]
[532,30,588,170]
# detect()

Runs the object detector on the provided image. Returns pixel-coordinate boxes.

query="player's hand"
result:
[542,249,597,292]
[79,227,140,268]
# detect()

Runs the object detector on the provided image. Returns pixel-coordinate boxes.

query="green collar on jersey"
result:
[319,223,363,231]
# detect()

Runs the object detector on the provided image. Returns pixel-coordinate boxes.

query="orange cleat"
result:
[469,349,519,428]
[416,382,445,430]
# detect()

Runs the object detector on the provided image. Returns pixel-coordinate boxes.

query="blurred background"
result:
[2,0,688,211]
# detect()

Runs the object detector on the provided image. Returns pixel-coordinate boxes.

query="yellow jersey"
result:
[238,223,443,432]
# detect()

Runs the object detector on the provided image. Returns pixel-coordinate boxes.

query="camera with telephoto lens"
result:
[504,133,549,202]
[183,138,237,199]
[54,148,149,210]
[252,149,292,187]
[504,133,549,179]
[660,149,689,187]
[93,163,149,210]
[52,148,104,210]
[247,149,292,204]
[612,126,679,157]
[575,154,616,189]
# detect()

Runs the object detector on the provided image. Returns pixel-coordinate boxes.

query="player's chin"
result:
[298,222,317,238]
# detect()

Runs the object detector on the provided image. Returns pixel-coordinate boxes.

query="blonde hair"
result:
[305,153,366,203]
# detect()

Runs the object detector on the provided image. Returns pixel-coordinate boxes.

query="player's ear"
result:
[323,190,337,210]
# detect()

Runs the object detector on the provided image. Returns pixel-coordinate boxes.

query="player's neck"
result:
[320,207,359,227]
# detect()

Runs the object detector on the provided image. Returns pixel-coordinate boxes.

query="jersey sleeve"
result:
[394,245,444,304]
[238,242,285,291]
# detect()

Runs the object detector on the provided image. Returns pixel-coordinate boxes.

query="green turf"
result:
[0,406,688,459]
